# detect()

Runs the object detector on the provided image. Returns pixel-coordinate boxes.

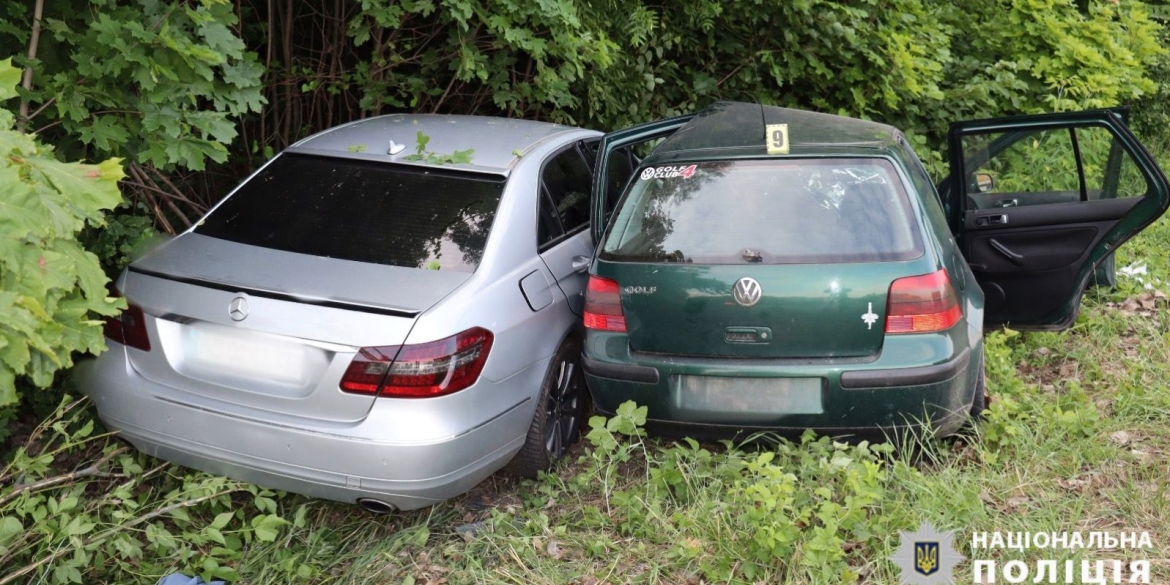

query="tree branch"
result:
[0,446,128,508]
[16,0,45,133]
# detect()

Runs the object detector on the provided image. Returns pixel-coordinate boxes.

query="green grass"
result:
[6,191,1170,585]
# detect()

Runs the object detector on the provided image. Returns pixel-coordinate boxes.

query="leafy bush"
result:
[71,0,1159,211]
[472,401,910,583]
[79,202,158,278]
[340,0,1166,162]
[1,0,264,173]
[0,0,265,235]
[0,57,124,408]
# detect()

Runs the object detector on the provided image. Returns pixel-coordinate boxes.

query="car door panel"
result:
[948,110,1169,329]
[965,197,1138,230]
[591,115,694,244]
[967,226,1100,273]
[537,142,597,315]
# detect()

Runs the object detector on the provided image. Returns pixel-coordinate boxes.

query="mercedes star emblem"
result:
[228,296,249,321]
[731,277,763,307]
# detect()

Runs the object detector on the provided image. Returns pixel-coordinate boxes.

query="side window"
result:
[539,147,592,245]
[893,139,953,238]
[591,118,692,243]
[579,137,600,167]
[962,126,1149,210]
[537,192,564,248]
[1076,126,1150,200]
[604,148,635,212]
[893,139,940,203]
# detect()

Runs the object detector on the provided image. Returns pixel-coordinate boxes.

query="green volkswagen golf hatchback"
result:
[581,101,1168,438]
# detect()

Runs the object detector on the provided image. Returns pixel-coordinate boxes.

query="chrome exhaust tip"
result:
[356,498,397,514]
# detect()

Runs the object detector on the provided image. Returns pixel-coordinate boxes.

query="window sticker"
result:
[766,123,790,155]
[639,164,697,181]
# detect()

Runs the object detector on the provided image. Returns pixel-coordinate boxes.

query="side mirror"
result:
[975,173,995,193]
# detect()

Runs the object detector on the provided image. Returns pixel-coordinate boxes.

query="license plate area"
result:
[165,321,331,395]
[671,375,824,423]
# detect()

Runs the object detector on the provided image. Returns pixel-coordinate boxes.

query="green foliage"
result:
[0,58,124,407]
[0,0,264,173]
[339,1,1154,146]
[1129,4,1170,142]
[6,0,1150,212]
[569,401,903,583]
[402,131,474,165]
[349,0,617,124]
[0,397,300,584]
[78,203,157,278]
[977,327,1103,464]
[941,0,1162,115]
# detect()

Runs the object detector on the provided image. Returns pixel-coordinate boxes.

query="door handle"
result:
[571,255,591,273]
[974,214,1009,227]
[988,238,1025,266]
[998,198,1019,208]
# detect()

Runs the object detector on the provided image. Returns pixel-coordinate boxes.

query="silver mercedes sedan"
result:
[77,115,605,511]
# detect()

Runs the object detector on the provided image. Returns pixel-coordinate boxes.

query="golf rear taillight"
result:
[583,275,627,332]
[102,286,151,351]
[339,327,493,398]
[885,269,962,334]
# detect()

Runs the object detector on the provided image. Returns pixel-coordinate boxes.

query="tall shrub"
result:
[0,58,124,407]
[0,0,265,230]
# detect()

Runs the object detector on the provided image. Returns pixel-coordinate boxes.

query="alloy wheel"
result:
[544,357,582,460]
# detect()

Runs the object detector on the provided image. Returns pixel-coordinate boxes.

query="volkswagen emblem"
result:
[228,296,249,321]
[731,277,763,307]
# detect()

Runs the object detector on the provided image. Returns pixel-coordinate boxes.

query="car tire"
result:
[506,336,588,478]
[969,346,988,421]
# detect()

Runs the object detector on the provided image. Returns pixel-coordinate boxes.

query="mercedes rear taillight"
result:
[583,275,627,332]
[102,286,151,351]
[885,269,962,334]
[339,327,493,398]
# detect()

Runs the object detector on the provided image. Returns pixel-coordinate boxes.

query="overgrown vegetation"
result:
[0,397,302,584]
[1,0,265,230]
[0,58,123,415]
[1,0,1164,222]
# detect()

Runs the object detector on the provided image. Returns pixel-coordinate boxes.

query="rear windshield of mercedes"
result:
[196,153,506,272]
[600,159,923,264]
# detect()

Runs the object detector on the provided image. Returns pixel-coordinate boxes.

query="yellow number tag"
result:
[766,123,789,155]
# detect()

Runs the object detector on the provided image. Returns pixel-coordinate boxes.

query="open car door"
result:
[947,110,1169,329]
[590,115,694,244]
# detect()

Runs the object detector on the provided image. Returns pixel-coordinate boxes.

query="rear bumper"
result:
[74,349,538,510]
[583,328,979,438]
[582,357,660,384]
